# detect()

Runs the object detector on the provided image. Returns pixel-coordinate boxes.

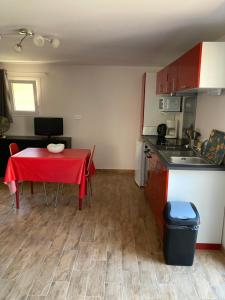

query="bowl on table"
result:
[47,143,65,153]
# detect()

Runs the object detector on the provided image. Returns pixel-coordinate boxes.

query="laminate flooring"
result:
[0,173,225,299]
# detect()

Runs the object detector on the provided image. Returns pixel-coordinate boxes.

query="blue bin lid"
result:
[170,201,196,219]
[165,201,200,226]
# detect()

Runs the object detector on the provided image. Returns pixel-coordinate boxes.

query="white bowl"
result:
[47,143,65,153]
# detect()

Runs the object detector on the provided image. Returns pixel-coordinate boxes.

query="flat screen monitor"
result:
[34,117,63,137]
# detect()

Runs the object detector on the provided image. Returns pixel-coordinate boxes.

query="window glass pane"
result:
[12,82,36,111]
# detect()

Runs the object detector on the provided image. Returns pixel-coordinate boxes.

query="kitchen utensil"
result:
[185,127,193,139]
[204,130,225,164]
[193,130,201,140]
[201,140,208,155]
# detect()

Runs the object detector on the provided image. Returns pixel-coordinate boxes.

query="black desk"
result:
[0,135,72,177]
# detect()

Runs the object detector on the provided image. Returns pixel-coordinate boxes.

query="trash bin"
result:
[164,201,200,266]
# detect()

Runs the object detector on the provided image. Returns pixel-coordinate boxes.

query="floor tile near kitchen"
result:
[0,173,225,300]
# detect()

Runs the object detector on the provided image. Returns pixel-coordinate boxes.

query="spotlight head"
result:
[0,28,61,53]
[50,38,60,48]
[14,44,22,53]
[33,35,45,47]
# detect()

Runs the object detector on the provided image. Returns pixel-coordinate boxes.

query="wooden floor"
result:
[0,173,225,300]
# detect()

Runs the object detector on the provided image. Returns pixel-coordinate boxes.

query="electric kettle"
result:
[157,124,167,136]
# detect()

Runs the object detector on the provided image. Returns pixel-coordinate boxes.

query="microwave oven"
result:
[159,96,182,112]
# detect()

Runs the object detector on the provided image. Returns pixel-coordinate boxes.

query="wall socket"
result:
[73,115,82,120]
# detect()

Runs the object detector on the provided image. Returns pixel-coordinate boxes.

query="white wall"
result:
[195,92,225,139]
[195,91,225,247]
[1,63,158,170]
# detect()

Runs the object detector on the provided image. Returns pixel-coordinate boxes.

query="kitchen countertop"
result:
[143,135,225,171]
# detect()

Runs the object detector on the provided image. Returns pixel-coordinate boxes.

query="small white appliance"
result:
[165,120,178,139]
[159,96,181,112]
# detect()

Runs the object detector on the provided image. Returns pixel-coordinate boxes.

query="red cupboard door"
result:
[177,43,202,91]
[169,62,178,93]
[145,153,169,237]
[144,152,157,206]
[162,67,170,94]
[156,70,163,94]
[161,68,170,94]
[154,160,168,236]
[156,68,170,94]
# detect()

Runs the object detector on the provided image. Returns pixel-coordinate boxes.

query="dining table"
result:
[4,147,95,210]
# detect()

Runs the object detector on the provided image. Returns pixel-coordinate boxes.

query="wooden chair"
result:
[9,143,48,206]
[85,145,96,204]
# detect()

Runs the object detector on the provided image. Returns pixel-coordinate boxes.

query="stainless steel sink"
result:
[161,150,196,157]
[169,156,214,165]
[159,150,216,165]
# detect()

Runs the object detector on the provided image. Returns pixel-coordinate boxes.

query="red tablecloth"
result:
[4,148,95,208]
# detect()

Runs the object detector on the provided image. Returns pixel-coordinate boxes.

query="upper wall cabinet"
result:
[156,42,225,94]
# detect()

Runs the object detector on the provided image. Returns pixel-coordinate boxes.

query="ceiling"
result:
[1,0,225,66]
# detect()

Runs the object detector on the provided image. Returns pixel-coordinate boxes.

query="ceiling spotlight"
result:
[14,44,22,53]
[18,28,33,36]
[33,35,45,47]
[0,28,61,53]
[50,38,60,49]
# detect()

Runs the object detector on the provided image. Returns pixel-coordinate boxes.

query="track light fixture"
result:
[0,28,60,53]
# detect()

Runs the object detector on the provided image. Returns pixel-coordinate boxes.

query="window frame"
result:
[9,77,41,116]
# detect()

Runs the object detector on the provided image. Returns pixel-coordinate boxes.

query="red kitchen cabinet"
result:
[168,61,178,93]
[145,152,169,236]
[156,43,201,94]
[158,67,170,94]
[177,43,202,91]
[156,42,225,94]
[162,67,170,94]
[156,65,175,95]
[156,69,166,94]
[156,70,162,94]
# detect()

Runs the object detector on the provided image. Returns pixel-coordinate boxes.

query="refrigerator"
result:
[134,140,145,187]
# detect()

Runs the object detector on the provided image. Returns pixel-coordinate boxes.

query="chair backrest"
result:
[9,143,20,156]
[86,145,96,177]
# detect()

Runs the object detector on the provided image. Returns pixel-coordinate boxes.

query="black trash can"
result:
[164,201,200,266]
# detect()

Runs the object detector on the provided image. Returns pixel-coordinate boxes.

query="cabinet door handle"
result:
[172,78,175,91]
[180,84,191,89]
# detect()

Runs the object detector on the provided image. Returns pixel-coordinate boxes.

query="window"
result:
[9,78,40,115]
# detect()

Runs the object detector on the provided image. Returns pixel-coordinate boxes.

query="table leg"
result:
[15,182,20,209]
[79,198,82,210]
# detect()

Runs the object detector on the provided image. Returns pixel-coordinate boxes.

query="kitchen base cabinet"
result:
[168,170,225,248]
[145,153,168,237]
[145,154,225,248]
